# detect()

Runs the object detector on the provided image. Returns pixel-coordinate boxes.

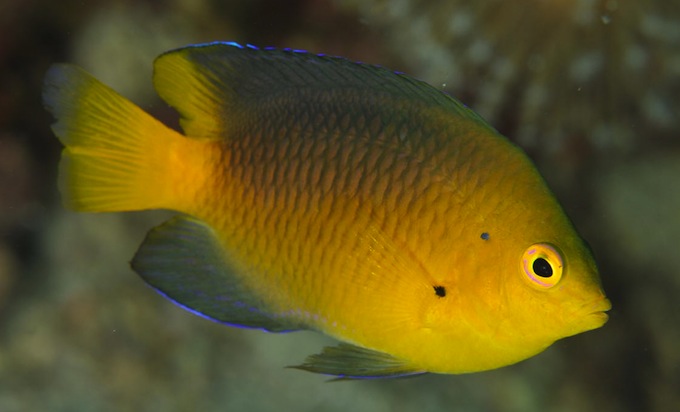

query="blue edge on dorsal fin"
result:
[187,41,400,80]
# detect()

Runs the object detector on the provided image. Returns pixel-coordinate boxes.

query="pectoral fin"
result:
[291,343,426,379]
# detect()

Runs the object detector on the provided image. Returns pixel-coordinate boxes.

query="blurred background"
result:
[1,0,678,410]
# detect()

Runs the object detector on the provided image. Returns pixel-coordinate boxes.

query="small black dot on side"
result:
[481,232,490,240]
[434,285,446,297]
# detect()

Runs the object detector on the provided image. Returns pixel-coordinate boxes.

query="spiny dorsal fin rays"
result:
[152,42,490,140]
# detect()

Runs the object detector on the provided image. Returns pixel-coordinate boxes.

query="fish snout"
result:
[583,295,611,327]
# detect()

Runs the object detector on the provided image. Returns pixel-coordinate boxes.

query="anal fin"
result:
[131,216,303,332]
[291,343,426,379]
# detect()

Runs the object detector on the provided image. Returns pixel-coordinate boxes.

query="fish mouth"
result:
[584,296,612,327]
[561,294,611,336]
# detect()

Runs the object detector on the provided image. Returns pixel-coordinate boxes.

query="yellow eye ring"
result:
[520,243,563,289]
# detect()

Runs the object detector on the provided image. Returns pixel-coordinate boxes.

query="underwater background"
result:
[1,0,678,410]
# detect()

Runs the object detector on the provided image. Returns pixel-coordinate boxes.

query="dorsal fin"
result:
[152,42,488,139]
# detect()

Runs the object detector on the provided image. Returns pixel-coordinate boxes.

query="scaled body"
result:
[44,42,610,378]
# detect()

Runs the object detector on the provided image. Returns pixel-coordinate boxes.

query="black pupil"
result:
[533,258,553,278]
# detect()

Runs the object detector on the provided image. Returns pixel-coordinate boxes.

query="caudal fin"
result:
[43,64,204,213]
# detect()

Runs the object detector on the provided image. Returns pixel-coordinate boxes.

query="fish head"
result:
[505,237,611,340]
[463,150,611,356]
[417,152,611,372]
[428,228,609,373]
[460,214,611,361]
[410,219,610,374]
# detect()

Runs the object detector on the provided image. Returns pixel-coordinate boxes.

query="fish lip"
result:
[596,296,612,312]
[589,310,609,322]
[584,296,611,324]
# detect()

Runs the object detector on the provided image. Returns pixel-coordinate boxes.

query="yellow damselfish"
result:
[44,42,610,378]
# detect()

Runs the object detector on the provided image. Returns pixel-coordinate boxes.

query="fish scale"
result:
[43,42,610,378]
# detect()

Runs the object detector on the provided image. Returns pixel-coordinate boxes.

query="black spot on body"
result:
[434,285,446,297]
[480,232,489,240]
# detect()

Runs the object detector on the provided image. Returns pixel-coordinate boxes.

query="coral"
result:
[336,0,680,161]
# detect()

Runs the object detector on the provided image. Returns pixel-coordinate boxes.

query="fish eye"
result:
[520,243,563,289]
[533,258,552,277]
